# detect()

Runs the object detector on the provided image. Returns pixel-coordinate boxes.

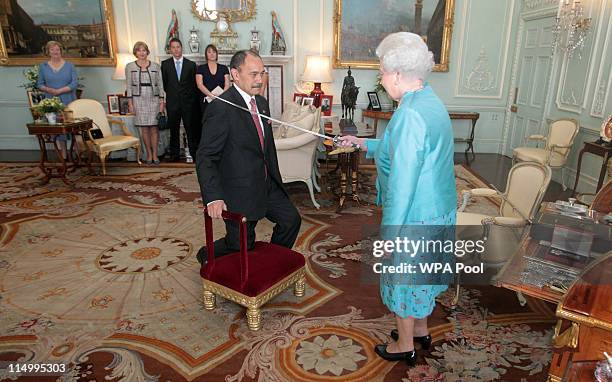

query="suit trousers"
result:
[212,178,301,258]
[167,107,200,160]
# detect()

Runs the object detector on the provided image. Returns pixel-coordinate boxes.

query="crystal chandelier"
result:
[551,0,591,58]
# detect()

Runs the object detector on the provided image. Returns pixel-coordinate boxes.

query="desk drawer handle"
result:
[552,320,579,349]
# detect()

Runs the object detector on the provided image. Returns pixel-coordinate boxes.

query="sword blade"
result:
[210,94,329,140]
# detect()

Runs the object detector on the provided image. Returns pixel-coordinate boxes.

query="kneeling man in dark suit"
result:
[195,50,301,262]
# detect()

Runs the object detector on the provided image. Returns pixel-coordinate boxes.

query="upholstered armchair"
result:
[68,99,141,175]
[274,102,322,209]
[453,162,552,304]
[200,209,306,331]
[512,119,578,190]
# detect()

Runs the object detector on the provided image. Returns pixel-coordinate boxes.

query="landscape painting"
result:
[333,0,455,71]
[0,0,117,66]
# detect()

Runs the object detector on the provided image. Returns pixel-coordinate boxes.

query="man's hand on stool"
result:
[207,200,227,219]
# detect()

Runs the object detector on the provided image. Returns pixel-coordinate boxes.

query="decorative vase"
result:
[189,27,200,53]
[45,112,57,124]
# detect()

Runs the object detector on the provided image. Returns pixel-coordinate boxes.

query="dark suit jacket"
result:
[196,85,286,220]
[161,57,198,112]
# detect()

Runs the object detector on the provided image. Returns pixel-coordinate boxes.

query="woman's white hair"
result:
[376,32,434,80]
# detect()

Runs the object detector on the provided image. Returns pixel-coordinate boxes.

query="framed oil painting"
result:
[333,0,455,71]
[0,0,118,66]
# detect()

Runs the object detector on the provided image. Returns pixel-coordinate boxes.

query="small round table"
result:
[324,120,375,212]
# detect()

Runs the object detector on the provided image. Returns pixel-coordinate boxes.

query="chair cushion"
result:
[513,147,565,166]
[457,212,491,226]
[200,242,305,297]
[274,102,318,139]
[89,135,139,153]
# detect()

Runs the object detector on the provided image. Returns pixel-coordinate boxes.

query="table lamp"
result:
[112,53,133,81]
[301,55,332,108]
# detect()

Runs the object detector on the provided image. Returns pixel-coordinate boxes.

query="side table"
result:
[26,119,93,185]
[325,120,376,212]
[571,141,612,197]
[361,109,480,159]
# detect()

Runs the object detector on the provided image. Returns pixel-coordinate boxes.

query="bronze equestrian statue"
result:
[341,67,359,121]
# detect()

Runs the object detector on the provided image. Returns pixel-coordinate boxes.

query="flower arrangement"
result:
[34,97,65,114]
[21,66,39,90]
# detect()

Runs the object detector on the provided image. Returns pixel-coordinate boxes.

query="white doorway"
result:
[507,15,556,155]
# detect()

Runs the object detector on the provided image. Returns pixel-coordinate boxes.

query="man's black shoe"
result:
[196,246,208,265]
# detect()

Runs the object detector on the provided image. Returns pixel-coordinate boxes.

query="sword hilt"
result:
[332,135,360,149]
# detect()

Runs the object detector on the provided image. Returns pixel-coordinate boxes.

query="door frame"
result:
[502,5,560,157]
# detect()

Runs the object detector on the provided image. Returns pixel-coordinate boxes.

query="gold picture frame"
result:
[0,0,118,66]
[333,0,455,71]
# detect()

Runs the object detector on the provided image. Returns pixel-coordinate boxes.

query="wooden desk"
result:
[572,141,612,197]
[361,109,480,159]
[548,254,612,382]
[26,118,93,185]
[495,204,612,381]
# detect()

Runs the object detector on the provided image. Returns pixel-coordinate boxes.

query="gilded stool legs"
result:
[246,307,261,331]
[294,276,305,297]
[203,289,216,310]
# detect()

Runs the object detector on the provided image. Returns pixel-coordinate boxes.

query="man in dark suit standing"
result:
[196,50,301,262]
[161,38,200,161]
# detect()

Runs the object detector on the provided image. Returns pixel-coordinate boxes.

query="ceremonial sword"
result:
[209,94,359,148]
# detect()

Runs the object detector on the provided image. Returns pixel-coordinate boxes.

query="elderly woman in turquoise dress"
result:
[339,32,456,366]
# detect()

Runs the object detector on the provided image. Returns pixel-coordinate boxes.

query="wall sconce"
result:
[551,0,591,58]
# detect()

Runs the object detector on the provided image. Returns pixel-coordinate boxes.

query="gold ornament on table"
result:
[595,114,612,147]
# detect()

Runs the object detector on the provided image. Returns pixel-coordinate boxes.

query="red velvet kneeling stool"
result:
[200,208,306,330]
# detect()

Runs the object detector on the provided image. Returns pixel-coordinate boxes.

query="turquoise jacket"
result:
[365,85,456,228]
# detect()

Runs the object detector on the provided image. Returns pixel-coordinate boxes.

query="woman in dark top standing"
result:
[196,44,230,121]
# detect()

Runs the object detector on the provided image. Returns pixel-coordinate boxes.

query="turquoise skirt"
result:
[379,210,456,319]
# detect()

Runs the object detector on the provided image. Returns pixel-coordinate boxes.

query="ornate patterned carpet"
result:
[0,162,556,381]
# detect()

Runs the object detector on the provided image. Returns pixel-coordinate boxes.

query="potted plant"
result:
[21,66,39,91]
[34,97,65,124]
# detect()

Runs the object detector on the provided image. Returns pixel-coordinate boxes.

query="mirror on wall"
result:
[191,0,256,23]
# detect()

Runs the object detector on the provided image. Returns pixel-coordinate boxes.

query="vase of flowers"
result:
[34,97,65,124]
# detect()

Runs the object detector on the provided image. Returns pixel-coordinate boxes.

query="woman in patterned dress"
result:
[125,41,165,164]
[339,32,457,366]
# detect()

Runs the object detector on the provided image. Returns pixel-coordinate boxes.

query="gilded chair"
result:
[454,162,552,304]
[274,102,322,209]
[68,99,141,175]
[512,119,578,190]
[577,179,612,214]
[200,209,306,331]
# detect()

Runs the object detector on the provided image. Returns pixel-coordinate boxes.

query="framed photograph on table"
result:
[367,91,381,111]
[320,95,333,116]
[302,97,314,107]
[118,96,130,115]
[107,94,120,114]
[26,90,45,107]
[293,92,307,105]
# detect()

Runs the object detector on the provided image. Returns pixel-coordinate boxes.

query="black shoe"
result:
[196,246,208,265]
[374,344,416,366]
[390,330,432,351]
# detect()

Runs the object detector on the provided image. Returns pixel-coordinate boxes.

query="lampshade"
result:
[301,55,333,83]
[112,53,133,80]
